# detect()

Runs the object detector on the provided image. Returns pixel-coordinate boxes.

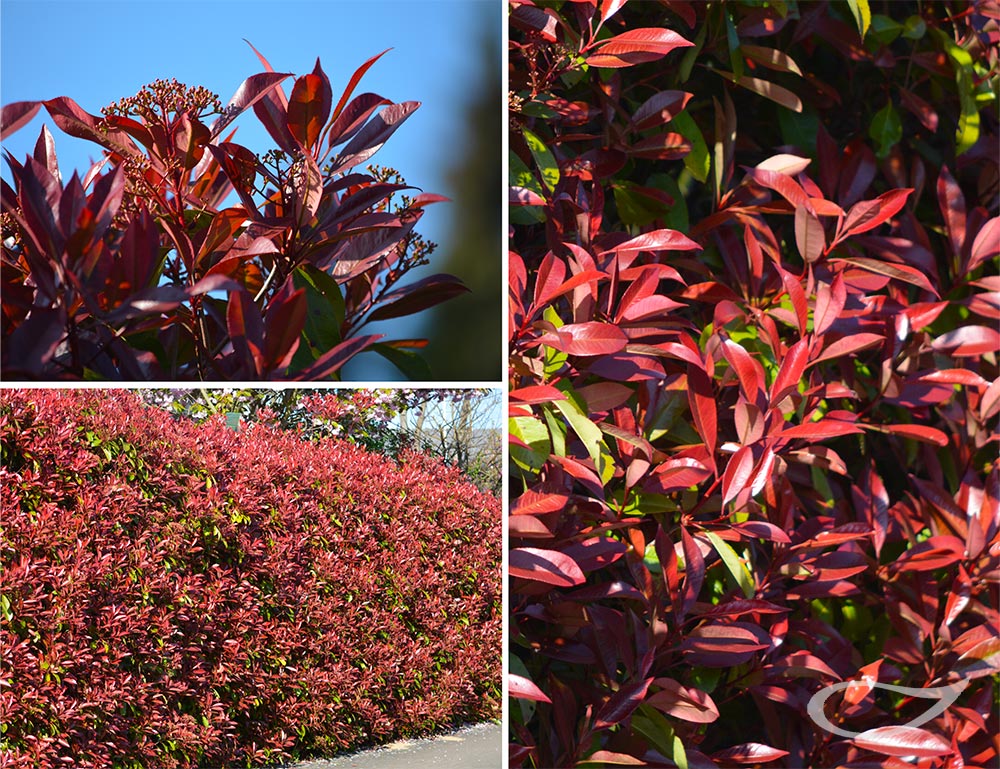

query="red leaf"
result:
[628,133,692,160]
[722,445,755,505]
[326,92,392,149]
[509,385,568,405]
[509,674,551,704]
[711,743,790,764]
[770,338,810,405]
[810,333,884,366]
[646,678,720,723]
[645,458,712,494]
[293,334,383,380]
[509,547,585,587]
[833,256,939,295]
[630,90,693,131]
[840,188,913,238]
[330,101,420,174]
[227,290,265,376]
[548,322,629,356]
[511,490,569,516]
[368,274,469,322]
[795,204,826,263]
[538,270,606,310]
[586,28,693,68]
[687,364,718,457]
[747,167,808,207]
[969,217,1000,273]
[781,419,863,440]
[813,273,846,337]
[287,63,332,150]
[733,74,803,112]
[875,424,949,447]
[681,624,770,654]
[263,285,307,371]
[332,48,391,121]
[937,165,966,259]
[599,228,701,258]
[215,71,294,139]
[594,677,654,729]
[1,100,41,139]
[721,339,762,399]
[853,726,952,758]
[699,599,790,619]
[793,522,873,550]
[931,325,1000,357]
[889,535,965,574]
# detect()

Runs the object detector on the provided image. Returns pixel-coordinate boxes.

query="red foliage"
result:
[509,1,998,767]
[1,48,465,380]
[0,389,499,768]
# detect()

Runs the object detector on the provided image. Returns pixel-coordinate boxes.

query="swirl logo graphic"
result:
[806,679,970,738]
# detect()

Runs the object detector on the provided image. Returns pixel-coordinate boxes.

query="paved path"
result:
[280,722,502,769]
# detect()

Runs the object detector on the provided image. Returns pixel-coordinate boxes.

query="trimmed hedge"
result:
[0,389,500,768]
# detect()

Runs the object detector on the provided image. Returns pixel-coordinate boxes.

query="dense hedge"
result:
[0,389,500,768]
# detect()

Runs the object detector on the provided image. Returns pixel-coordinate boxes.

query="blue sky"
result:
[1,0,500,381]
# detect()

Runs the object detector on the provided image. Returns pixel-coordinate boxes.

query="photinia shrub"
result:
[508,1,998,767]
[1,45,467,381]
[0,389,500,768]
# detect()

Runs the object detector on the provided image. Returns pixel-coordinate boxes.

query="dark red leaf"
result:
[330,101,419,174]
[594,678,654,729]
[840,188,913,238]
[368,275,469,322]
[1,100,41,139]
[630,90,693,131]
[509,547,585,587]
[287,63,332,150]
[646,678,719,723]
[215,72,294,139]
[711,743,790,764]
[293,334,383,380]
[332,48,391,121]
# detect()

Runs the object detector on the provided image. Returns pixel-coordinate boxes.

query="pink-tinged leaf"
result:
[509,385,568,405]
[853,726,952,758]
[680,527,705,618]
[538,270,606,310]
[779,268,809,335]
[598,0,628,28]
[687,364,718,457]
[287,63,332,150]
[511,186,547,206]
[810,333,884,366]
[628,132,692,160]
[368,274,469,322]
[944,567,972,626]
[581,751,645,765]
[969,217,1000,273]
[746,167,808,207]
[646,678,720,723]
[32,124,60,183]
[215,72,294,139]
[841,188,913,237]
[770,338,810,406]
[330,101,419,173]
[748,447,776,497]
[1,100,41,139]
[620,295,687,321]
[813,273,846,337]
[510,547,585,587]
[578,382,634,412]
[408,193,449,208]
[332,48,391,121]
[722,445,755,505]
[858,463,889,557]
[900,87,938,131]
[511,490,569,516]
[567,580,646,603]
[561,538,629,572]
[509,516,553,538]
[547,322,628,356]
[594,677,654,729]
[795,205,826,263]
[931,325,1000,357]
[600,228,701,258]
[292,152,323,226]
[711,743,790,764]
[954,637,1000,680]
[293,334,383,380]
[755,153,810,175]
[509,674,552,704]
[630,90,692,131]
[721,338,762,399]
[586,28,693,68]
[781,419,863,441]
[937,165,966,259]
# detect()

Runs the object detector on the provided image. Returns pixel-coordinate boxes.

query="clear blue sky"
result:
[1,0,500,381]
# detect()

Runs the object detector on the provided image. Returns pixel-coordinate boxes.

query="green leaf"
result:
[869,101,902,159]
[511,415,551,473]
[370,343,432,380]
[869,14,902,44]
[510,149,544,196]
[778,105,819,156]
[704,531,754,598]
[846,0,871,39]
[522,128,560,193]
[935,30,980,154]
[293,264,345,354]
[725,9,744,80]
[612,180,672,226]
[902,14,926,40]
[552,390,607,470]
[634,706,681,765]
[671,110,710,183]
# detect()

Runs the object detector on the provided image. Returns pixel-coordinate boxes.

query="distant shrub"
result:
[0,389,500,768]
